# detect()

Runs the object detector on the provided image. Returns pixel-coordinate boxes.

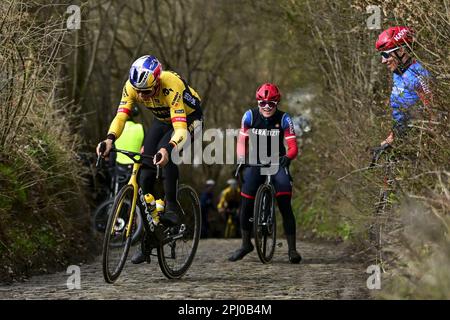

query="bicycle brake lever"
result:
[234,163,243,177]
[156,164,161,179]
[370,144,391,167]
[96,142,106,168]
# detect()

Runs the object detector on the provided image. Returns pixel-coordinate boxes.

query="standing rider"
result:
[217,178,241,237]
[375,26,433,146]
[229,83,302,264]
[96,55,202,264]
[217,178,241,214]
[200,179,216,238]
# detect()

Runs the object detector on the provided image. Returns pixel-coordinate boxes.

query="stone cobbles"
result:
[0,239,371,299]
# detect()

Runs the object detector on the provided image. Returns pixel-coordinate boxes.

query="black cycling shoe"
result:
[131,250,148,264]
[286,234,302,264]
[160,201,180,226]
[288,250,302,264]
[228,243,254,262]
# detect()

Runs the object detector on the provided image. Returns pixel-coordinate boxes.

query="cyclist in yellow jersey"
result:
[217,179,241,214]
[218,179,241,237]
[97,55,203,264]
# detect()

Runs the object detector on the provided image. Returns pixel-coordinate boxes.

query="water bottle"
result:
[155,199,165,214]
[144,193,158,224]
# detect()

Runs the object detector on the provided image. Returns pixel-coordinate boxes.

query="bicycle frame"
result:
[125,161,140,238]
[99,143,201,282]
[101,148,160,239]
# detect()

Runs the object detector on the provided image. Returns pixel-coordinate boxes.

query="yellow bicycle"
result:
[223,208,239,238]
[97,144,201,282]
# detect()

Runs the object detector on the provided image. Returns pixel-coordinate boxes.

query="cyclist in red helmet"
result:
[375,26,433,145]
[229,83,302,263]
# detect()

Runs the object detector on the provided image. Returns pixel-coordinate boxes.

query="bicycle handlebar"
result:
[96,143,162,177]
[234,162,273,177]
[370,143,392,167]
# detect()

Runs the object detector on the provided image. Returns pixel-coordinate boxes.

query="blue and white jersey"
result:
[390,61,432,125]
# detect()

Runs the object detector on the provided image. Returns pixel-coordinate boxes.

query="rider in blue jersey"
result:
[375,26,433,146]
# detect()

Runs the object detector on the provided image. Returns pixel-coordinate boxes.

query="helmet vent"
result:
[138,72,145,84]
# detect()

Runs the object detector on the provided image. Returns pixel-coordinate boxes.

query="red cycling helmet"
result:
[376,26,414,51]
[256,83,281,102]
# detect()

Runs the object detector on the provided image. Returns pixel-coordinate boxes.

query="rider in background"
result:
[200,179,216,238]
[109,106,145,190]
[96,55,203,264]
[229,83,302,264]
[217,178,241,237]
[112,105,144,167]
[375,26,433,146]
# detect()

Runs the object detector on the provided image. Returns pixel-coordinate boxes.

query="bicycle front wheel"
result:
[94,198,143,248]
[102,184,138,283]
[253,184,276,264]
[157,184,201,279]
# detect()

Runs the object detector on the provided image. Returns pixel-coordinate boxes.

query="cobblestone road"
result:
[0,239,371,299]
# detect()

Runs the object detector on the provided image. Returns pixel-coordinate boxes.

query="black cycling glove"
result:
[279,156,291,168]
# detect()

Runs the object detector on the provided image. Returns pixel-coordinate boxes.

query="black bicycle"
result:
[236,163,277,264]
[369,143,397,269]
[97,144,201,282]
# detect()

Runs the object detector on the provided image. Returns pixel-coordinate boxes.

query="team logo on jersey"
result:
[418,75,431,94]
[251,128,280,136]
[392,86,405,97]
[122,87,129,97]
[183,92,197,106]
[171,93,181,106]
[163,88,173,96]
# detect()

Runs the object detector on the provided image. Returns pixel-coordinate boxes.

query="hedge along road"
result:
[0,239,372,299]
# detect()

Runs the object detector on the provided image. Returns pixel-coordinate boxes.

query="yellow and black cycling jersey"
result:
[217,186,241,210]
[108,70,202,151]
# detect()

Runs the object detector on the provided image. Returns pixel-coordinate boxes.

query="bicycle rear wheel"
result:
[253,184,276,264]
[102,184,138,283]
[157,184,201,279]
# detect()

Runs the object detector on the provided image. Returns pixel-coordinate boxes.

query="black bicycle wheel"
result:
[157,184,201,279]
[93,198,113,233]
[253,184,276,264]
[370,151,396,269]
[102,184,138,283]
[94,198,143,247]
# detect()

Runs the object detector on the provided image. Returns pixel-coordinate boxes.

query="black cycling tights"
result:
[139,161,178,203]
[240,195,296,236]
[139,120,178,204]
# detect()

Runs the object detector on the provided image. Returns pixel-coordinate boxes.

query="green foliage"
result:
[0,163,27,211]
[0,1,95,282]
[279,0,450,299]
